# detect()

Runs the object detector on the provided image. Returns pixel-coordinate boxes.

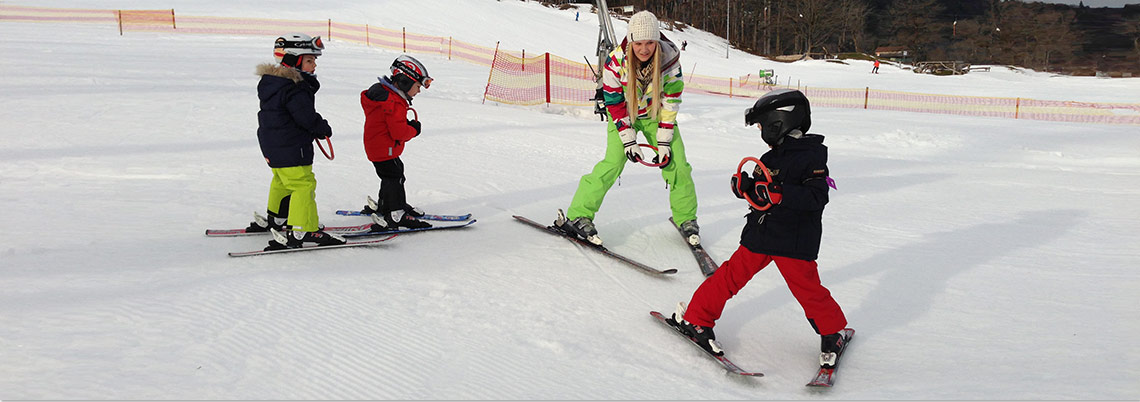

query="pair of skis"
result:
[650,310,855,387]
[209,210,474,257]
[512,214,718,277]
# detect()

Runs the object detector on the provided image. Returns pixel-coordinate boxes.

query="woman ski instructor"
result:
[558,10,701,246]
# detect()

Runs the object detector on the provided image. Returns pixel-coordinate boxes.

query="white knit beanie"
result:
[627,11,659,42]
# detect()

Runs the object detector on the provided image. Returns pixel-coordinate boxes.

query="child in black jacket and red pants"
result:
[666,89,850,369]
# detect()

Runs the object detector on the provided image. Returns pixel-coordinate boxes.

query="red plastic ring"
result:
[737,156,772,211]
[637,143,670,167]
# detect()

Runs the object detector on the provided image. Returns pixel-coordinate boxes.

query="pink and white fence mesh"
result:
[3,4,1137,125]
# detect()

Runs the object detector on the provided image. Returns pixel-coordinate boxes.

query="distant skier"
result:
[252,33,345,250]
[872,58,880,74]
[358,55,434,231]
[664,89,849,369]
[557,10,701,246]
[681,40,687,51]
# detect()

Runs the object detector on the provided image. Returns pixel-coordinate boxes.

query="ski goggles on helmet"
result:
[276,35,324,52]
[392,58,432,89]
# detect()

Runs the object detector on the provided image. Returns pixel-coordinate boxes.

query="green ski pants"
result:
[566,118,698,224]
[266,165,321,232]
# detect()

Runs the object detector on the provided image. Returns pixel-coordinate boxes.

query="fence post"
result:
[117,10,123,36]
[402,27,406,53]
[448,37,452,60]
[522,49,525,72]
[327,19,332,40]
[728,77,733,98]
[1015,97,1021,119]
[482,41,500,105]
[864,87,869,109]
[366,24,370,47]
[171,9,176,29]
[545,52,551,104]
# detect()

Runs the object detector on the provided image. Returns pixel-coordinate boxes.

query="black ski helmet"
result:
[745,89,811,146]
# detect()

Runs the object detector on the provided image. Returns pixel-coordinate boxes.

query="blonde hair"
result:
[624,42,661,122]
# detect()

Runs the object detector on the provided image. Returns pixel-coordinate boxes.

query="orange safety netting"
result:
[484,50,595,106]
[3,4,1137,125]
[0,4,116,23]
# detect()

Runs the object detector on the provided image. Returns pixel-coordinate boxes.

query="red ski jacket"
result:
[361,79,418,162]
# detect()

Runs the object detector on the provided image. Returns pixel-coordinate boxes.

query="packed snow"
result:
[2,0,1138,399]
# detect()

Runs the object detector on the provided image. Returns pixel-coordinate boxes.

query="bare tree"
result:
[836,0,871,53]
[1121,13,1140,67]
[886,0,947,60]
[1031,9,1080,70]
[784,0,841,54]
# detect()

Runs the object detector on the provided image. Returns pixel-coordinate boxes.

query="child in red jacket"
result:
[360,55,433,231]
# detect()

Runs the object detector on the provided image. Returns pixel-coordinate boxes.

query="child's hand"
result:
[755,182,783,206]
[731,172,756,199]
[407,119,421,135]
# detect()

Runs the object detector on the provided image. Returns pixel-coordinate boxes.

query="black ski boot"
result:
[554,209,602,245]
[266,228,346,250]
[362,196,426,219]
[361,196,381,215]
[820,332,846,368]
[369,210,431,232]
[665,302,723,356]
[679,219,701,246]
[402,203,426,218]
[246,211,286,233]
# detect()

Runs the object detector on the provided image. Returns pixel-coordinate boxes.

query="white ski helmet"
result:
[390,55,432,89]
[274,33,324,67]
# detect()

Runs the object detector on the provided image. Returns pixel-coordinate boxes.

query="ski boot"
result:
[245,211,286,233]
[666,302,723,356]
[369,210,432,232]
[266,228,346,250]
[402,203,426,218]
[679,219,701,246]
[819,332,846,368]
[361,196,381,215]
[363,196,426,219]
[554,209,602,245]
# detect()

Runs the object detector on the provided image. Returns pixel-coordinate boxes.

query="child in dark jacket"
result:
[251,33,344,250]
[359,55,434,231]
[665,89,850,369]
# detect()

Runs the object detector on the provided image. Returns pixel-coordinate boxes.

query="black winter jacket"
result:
[740,133,830,261]
[255,63,333,168]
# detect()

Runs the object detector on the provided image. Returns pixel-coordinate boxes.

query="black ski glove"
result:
[731,172,757,199]
[407,119,421,135]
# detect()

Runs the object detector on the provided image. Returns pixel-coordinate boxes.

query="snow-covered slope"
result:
[1,1,1138,399]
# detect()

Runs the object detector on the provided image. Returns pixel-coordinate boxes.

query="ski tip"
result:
[661,268,679,275]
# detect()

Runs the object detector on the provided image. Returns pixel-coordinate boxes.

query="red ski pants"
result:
[683,245,847,336]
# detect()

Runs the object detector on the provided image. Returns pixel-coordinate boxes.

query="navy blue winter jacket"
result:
[740,133,830,261]
[255,63,333,168]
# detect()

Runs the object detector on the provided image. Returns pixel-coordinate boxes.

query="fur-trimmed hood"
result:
[255,63,303,83]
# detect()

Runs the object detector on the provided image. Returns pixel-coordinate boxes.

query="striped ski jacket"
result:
[601,34,683,132]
